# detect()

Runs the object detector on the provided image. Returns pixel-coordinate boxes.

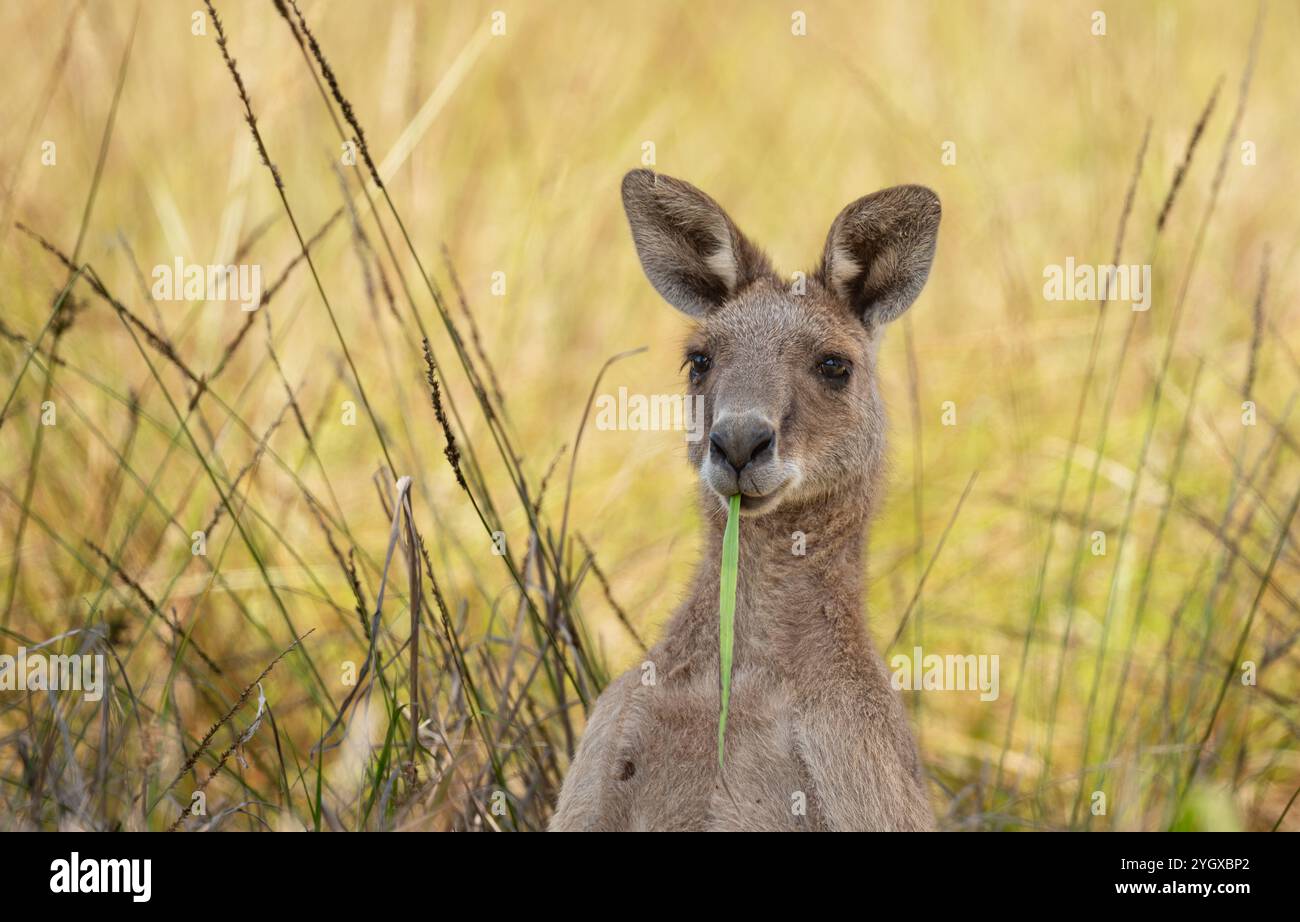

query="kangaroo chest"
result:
[611,660,829,831]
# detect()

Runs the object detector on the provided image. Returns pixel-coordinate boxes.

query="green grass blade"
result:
[718,493,740,767]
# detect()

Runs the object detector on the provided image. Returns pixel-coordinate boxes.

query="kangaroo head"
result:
[621,169,941,518]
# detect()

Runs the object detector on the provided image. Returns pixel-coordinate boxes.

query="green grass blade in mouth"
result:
[718,493,741,767]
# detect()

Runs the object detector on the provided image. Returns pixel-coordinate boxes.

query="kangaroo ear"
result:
[819,185,941,330]
[621,169,770,317]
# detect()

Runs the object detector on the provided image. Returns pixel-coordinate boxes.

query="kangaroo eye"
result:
[817,356,851,381]
[685,352,712,382]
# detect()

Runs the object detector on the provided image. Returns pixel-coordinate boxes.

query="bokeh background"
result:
[1,0,1296,831]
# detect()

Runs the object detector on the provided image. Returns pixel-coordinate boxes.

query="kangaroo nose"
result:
[709,416,775,474]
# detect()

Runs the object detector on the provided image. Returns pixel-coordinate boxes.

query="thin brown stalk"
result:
[422,338,466,491]
[576,534,646,652]
[158,629,314,825]
[1243,246,1269,399]
[1156,78,1223,231]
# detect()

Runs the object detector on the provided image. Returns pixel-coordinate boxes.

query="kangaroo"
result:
[550,170,941,831]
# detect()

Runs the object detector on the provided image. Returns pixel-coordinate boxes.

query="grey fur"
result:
[551,170,941,831]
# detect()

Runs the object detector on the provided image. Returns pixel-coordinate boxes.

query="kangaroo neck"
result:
[688,481,872,660]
